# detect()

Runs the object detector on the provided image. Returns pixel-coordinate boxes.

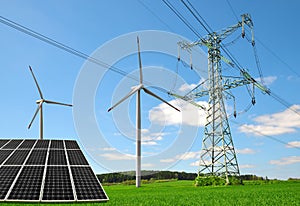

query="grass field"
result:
[1,180,300,205]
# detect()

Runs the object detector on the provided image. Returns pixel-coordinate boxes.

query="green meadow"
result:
[1,180,300,206]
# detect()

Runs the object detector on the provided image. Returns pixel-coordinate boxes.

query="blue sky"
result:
[1,0,300,180]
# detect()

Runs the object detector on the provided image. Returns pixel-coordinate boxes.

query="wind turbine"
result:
[28,66,72,140]
[108,37,180,187]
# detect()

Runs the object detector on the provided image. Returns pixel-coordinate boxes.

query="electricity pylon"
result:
[172,14,270,183]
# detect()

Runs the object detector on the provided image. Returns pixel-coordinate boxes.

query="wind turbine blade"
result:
[44,100,73,107]
[108,84,143,112]
[143,88,180,112]
[28,102,42,129]
[137,36,143,84]
[29,66,43,99]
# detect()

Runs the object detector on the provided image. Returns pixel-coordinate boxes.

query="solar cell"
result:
[8,166,44,200]
[48,150,67,165]
[0,150,14,165]
[18,140,36,149]
[65,140,80,149]
[67,150,89,165]
[0,139,108,202]
[42,166,74,201]
[0,140,9,148]
[34,140,49,149]
[26,150,47,165]
[0,166,21,199]
[50,140,64,149]
[2,140,23,149]
[71,167,107,200]
[4,150,31,165]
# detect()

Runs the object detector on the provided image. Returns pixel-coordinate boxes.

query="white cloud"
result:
[286,141,300,148]
[239,164,255,169]
[149,99,207,127]
[142,163,154,168]
[178,79,206,93]
[255,76,277,86]
[236,148,256,154]
[141,141,157,146]
[139,129,166,146]
[100,153,135,160]
[190,160,199,166]
[178,83,198,93]
[190,159,211,166]
[269,156,300,166]
[160,151,201,163]
[239,105,300,136]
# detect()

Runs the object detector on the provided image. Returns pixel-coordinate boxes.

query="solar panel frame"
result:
[0,139,109,203]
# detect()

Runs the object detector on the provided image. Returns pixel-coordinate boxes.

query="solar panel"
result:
[42,166,74,201]
[0,166,21,199]
[18,140,36,149]
[26,150,47,165]
[3,140,23,149]
[4,150,31,165]
[0,150,14,164]
[0,139,108,203]
[0,139,9,148]
[67,150,89,165]
[65,140,80,149]
[72,167,107,200]
[34,140,49,149]
[8,166,44,200]
[50,140,64,149]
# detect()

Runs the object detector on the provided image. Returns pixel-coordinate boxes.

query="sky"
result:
[0,0,300,180]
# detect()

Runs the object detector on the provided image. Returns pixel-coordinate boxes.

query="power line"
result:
[0,15,142,84]
[180,0,212,34]
[162,0,203,39]
[225,0,239,21]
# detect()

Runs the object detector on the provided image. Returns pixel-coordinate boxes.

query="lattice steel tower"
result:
[175,14,270,183]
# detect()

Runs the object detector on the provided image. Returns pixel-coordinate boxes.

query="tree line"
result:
[97,170,197,183]
[97,170,271,183]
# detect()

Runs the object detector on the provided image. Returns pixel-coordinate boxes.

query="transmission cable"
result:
[0,15,163,88]
[162,0,203,39]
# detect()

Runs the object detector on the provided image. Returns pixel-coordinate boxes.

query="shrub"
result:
[195,175,243,186]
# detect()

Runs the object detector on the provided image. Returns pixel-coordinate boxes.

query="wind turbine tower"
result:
[108,37,180,187]
[28,66,73,140]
